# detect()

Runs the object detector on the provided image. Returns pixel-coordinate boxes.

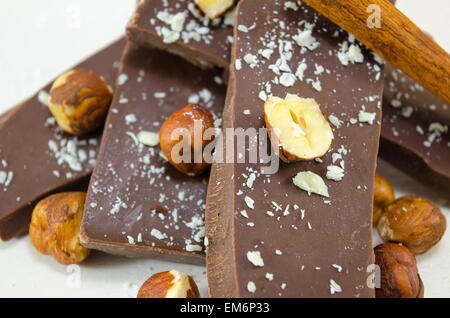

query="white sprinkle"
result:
[150,228,166,240]
[137,131,159,147]
[332,264,343,272]
[246,173,256,188]
[154,92,166,99]
[125,113,137,125]
[358,111,376,125]
[127,236,135,244]
[326,165,345,182]
[38,90,50,106]
[247,251,264,267]
[244,196,255,209]
[293,171,329,197]
[186,244,203,252]
[247,281,256,293]
[117,73,128,86]
[279,73,296,87]
[329,115,343,128]
[330,279,342,294]
[235,59,242,70]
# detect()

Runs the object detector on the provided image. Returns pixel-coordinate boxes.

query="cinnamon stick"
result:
[303,0,450,105]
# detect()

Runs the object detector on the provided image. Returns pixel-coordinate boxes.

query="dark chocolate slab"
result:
[0,38,125,241]
[206,0,384,297]
[127,0,233,69]
[81,42,226,264]
[380,64,450,194]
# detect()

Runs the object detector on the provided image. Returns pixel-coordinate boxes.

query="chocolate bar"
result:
[206,0,384,297]
[81,42,226,264]
[127,0,233,69]
[380,64,450,194]
[0,39,125,241]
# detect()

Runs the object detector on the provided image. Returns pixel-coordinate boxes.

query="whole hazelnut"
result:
[160,104,215,176]
[373,174,395,225]
[29,192,90,265]
[378,196,446,254]
[49,69,113,135]
[137,270,200,298]
[374,243,423,298]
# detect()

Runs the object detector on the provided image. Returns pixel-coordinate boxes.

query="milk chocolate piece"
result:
[127,0,233,69]
[0,39,125,241]
[206,0,384,297]
[81,42,225,264]
[380,64,450,194]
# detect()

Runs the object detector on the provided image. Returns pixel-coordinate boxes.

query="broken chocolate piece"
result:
[206,0,384,297]
[0,39,125,241]
[127,0,233,69]
[380,64,450,194]
[81,42,225,264]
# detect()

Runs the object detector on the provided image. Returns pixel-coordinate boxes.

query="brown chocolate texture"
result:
[81,42,226,264]
[127,0,233,69]
[0,38,125,241]
[380,64,450,194]
[206,0,384,297]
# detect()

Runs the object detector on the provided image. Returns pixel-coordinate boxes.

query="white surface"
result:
[0,0,449,298]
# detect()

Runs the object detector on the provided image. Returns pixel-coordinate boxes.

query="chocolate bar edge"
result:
[126,1,228,70]
[79,41,206,265]
[0,38,125,241]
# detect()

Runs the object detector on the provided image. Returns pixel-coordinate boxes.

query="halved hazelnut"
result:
[373,174,395,225]
[49,69,113,135]
[194,0,236,19]
[137,270,200,298]
[264,94,334,162]
[29,192,90,265]
[374,243,423,298]
[377,196,446,254]
[159,104,215,176]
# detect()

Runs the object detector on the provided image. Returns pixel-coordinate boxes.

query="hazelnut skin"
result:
[374,243,423,298]
[377,196,446,254]
[49,69,113,136]
[137,270,200,298]
[160,104,215,176]
[29,192,90,265]
[373,174,395,225]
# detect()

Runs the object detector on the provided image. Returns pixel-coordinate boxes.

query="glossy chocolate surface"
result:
[380,64,450,194]
[206,0,384,297]
[81,42,226,263]
[127,0,233,69]
[0,39,125,241]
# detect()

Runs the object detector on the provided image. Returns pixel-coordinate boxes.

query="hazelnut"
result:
[137,270,200,298]
[378,196,446,254]
[373,174,395,225]
[160,104,215,176]
[264,94,334,162]
[49,69,113,135]
[194,0,236,19]
[29,192,90,265]
[374,243,423,298]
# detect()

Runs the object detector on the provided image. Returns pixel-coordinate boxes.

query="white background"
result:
[0,0,449,298]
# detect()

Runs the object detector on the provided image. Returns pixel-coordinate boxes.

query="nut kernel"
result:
[49,70,113,135]
[264,94,334,162]
[194,0,236,19]
[159,104,215,176]
[377,196,446,254]
[373,174,395,225]
[374,243,423,298]
[137,270,200,298]
[29,192,90,265]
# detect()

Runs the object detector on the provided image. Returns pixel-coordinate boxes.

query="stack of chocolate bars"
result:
[1,0,448,298]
